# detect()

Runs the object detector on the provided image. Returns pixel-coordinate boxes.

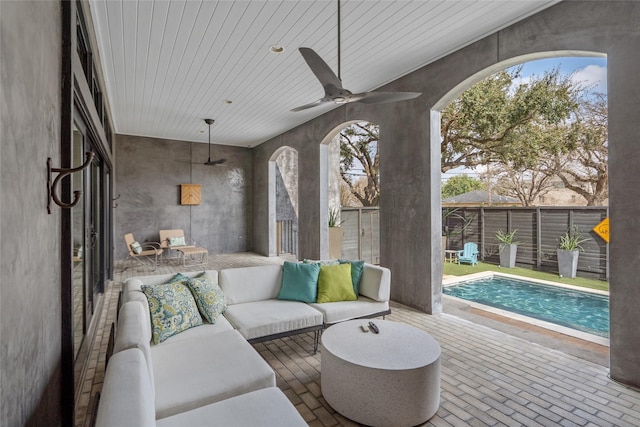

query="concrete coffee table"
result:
[321,319,440,427]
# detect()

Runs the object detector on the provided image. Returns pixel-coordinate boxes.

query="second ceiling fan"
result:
[291,0,421,112]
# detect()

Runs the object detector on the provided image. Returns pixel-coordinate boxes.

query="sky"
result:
[514,56,607,94]
[442,56,608,182]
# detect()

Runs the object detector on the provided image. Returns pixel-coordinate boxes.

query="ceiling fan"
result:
[202,118,226,166]
[291,0,421,112]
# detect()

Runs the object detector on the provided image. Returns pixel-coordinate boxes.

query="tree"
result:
[340,122,379,206]
[551,93,608,206]
[441,175,484,198]
[441,67,583,172]
[488,163,556,206]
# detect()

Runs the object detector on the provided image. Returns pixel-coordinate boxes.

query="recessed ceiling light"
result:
[224,99,233,104]
[269,45,285,54]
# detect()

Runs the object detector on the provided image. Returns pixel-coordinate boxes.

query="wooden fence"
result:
[444,206,609,280]
[340,206,609,280]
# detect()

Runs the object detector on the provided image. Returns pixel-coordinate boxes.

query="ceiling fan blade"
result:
[204,158,226,166]
[290,98,331,112]
[355,91,422,105]
[299,48,344,94]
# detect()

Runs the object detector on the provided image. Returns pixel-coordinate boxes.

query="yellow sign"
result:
[593,217,609,243]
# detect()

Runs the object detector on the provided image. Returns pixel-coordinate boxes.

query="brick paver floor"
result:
[76,253,640,427]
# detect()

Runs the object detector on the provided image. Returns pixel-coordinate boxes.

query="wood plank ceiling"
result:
[89,0,559,147]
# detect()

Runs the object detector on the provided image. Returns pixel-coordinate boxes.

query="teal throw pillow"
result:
[187,272,227,323]
[339,259,365,295]
[142,282,203,344]
[278,261,321,303]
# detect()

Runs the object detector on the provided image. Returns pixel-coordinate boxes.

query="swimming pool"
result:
[443,274,609,339]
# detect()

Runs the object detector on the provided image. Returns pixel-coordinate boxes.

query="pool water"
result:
[444,276,609,338]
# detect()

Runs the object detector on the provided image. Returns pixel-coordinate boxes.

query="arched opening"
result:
[434,52,609,341]
[320,120,379,262]
[268,146,299,258]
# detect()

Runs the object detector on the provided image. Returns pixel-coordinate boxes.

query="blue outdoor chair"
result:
[457,242,479,266]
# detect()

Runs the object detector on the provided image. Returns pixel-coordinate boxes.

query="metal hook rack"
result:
[47,152,95,214]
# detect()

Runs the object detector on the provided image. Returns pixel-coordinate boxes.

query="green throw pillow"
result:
[339,259,365,295]
[187,272,227,323]
[278,261,321,303]
[316,263,357,303]
[142,282,203,344]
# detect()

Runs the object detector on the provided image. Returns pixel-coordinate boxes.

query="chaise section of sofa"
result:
[96,347,306,427]
[114,300,276,419]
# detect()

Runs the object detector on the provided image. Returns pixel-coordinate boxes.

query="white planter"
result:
[329,227,344,259]
[499,244,518,268]
[557,249,579,278]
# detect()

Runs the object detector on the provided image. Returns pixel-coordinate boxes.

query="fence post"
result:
[536,207,542,271]
[357,208,362,260]
[480,207,485,260]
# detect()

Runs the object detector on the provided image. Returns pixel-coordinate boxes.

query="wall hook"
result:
[112,194,121,208]
[47,152,95,214]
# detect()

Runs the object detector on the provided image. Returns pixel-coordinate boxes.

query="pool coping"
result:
[442,271,610,346]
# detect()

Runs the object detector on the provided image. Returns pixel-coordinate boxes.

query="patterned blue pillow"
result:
[187,272,227,323]
[130,241,142,254]
[141,282,203,344]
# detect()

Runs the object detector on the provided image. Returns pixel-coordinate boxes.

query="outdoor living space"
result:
[75,253,640,427]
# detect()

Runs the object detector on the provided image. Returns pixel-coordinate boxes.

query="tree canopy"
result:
[441,175,484,199]
[339,122,379,206]
[441,66,582,172]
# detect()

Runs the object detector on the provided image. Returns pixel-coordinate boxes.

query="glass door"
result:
[71,121,86,361]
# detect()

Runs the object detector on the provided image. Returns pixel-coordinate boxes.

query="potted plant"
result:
[495,229,519,268]
[557,226,588,278]
[328,208,344,259]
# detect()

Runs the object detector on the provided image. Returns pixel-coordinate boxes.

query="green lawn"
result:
[443,261,609,292]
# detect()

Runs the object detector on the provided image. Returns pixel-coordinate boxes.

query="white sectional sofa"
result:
[97,262,391,426]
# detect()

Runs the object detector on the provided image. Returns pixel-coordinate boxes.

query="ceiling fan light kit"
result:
[291,0,421,112]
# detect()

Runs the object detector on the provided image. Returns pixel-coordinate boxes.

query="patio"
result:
[77,253,640,427]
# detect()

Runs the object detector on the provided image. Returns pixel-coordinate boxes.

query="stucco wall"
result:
[115,134,253,260]
[0,1,64,425]
[252,1,640,388]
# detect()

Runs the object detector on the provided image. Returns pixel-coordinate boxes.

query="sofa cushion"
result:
[153,316,234,347]
[339,259,365,294]
[309,296,390,324]
[123,271,219,298]
[223,300,323,340]
[317,263,357,303]
[277,261,320,303]
[156,388,307,427]
[151,330,275,419]
[95,348,155,427]
[142,282,203,344]
[114,301,155,392]
[187,272,227,323]
[219,264,283,305]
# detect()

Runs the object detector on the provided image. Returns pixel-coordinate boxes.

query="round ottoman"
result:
[321,320,440,427]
